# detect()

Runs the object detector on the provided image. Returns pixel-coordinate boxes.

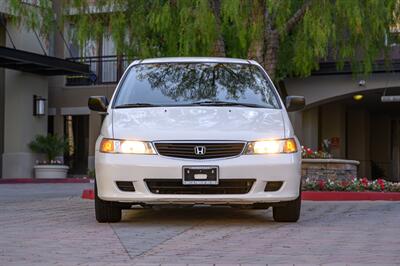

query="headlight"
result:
[100,138,156,154]
[245,138,297,154]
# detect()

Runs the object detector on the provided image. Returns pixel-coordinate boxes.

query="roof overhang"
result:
[0,46,90,75]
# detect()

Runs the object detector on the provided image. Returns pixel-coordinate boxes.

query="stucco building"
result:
[0,1,399,180]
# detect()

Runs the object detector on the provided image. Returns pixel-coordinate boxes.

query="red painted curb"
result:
[0,178,93,184]
[80,189,400,201]
[302,191,400,201]
[82,189,95,200]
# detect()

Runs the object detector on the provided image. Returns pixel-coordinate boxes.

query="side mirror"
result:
[285,96,305,112]
[88,96,109,112]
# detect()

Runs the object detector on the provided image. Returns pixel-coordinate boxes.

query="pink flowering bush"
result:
[303,177,400,192]
[301,146,332,159]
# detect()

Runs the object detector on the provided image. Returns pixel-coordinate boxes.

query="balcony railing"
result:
[66,47,400,85]
[66,55,132,86]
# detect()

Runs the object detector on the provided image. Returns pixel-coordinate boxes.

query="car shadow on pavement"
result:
[120,206,276,225]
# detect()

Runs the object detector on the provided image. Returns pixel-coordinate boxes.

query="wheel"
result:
[273,190,301,222]
[95,181,122,223]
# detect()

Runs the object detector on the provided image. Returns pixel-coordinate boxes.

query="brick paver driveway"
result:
[0,183,399,266]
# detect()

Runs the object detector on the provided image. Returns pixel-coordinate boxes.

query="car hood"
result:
[112,107,285,141]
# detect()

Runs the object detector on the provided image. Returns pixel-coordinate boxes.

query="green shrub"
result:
[87,169,96,179]
[29,134,68,163]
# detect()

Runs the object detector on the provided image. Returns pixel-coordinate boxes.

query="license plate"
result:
[182,166,219,185]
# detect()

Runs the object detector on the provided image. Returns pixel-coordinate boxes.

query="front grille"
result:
[145,179,255,194]
[154,142,245,159]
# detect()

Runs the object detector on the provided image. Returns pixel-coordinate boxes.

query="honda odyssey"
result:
[88,57,305,223]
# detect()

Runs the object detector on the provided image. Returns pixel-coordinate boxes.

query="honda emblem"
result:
[194,146,206,156]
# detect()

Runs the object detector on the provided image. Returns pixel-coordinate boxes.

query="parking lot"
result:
[0,183,399,265]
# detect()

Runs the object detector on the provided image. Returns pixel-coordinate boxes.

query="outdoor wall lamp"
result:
[353,94,364,101]
[33,95,46,116]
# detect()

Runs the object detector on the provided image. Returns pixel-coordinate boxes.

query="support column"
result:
[53,112,64,137]
[2,72,48,178]
[88,112,102,170]
[288,111,303,141]
[0,23,5,178]
[320,103,346,158]
[392,120,400,181]
[370,114,391,178]
[347,109,370,178]
[301,107,319,150]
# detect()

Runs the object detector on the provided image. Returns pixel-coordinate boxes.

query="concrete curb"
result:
[0,178,94,184]
[81,189,400,201]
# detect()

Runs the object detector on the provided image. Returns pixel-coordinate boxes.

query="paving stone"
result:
[267,264,294,266]
[0,184,399,265]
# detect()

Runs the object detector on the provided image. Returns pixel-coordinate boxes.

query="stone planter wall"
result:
[302,159,360,182]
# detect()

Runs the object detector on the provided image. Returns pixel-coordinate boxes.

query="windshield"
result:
[113,63,280,109]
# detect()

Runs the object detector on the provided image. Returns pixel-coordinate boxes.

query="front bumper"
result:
[95,152,301,204]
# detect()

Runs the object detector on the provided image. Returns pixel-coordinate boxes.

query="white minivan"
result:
[89,57,305,223]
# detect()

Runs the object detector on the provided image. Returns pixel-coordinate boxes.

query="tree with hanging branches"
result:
[8,0,400,81]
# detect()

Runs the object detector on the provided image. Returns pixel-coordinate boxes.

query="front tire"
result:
[95,182,122,223]
[273,191,301,222]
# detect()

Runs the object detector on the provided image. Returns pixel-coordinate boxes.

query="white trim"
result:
[61,107,90,115]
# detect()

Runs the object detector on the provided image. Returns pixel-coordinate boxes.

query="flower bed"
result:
[303,177,400,192]
[302,146,332,159]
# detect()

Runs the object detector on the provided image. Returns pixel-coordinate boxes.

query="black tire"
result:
[95,182,122,223]
[273,190,301,222]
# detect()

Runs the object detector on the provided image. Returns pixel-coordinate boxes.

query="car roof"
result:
[136,57,255,65]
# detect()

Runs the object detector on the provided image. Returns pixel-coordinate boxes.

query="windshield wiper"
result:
[114,103,160,108]
[190,100,265,108]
